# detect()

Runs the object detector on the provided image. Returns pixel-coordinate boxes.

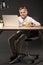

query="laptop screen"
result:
[2,15,19,27]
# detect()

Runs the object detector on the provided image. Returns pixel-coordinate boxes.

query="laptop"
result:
[2,15,19,27]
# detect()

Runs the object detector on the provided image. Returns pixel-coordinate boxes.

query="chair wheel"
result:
[35,55,39,59]
[32,60,34,63]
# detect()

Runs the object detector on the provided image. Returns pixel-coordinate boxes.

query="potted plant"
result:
[0,19,4,28]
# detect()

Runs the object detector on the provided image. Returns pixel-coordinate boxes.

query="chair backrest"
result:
[26,30,40,41]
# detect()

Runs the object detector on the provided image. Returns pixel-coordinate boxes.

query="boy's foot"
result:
[9,55,18,63]
[9,54,25,64]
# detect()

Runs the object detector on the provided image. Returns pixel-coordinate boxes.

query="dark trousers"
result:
[8,30,39,56]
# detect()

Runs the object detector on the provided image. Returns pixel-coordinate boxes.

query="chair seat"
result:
[25,36,39,41]
[29,37,39,40]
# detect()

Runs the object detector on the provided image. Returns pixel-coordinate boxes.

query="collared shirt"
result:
[18,16,41,26]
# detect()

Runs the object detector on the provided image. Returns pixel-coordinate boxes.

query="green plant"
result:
[0,20,4,23]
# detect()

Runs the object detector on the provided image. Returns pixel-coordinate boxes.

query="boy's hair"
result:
[19,6,28,11]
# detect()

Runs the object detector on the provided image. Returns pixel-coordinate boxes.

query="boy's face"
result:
[19,9,28,19]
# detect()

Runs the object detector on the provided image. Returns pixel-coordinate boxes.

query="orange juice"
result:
[25,22,30,27]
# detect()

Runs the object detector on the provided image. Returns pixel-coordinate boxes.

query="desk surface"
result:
[0,26,43,30]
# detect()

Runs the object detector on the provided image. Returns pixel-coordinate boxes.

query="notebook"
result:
[2,15,19,27]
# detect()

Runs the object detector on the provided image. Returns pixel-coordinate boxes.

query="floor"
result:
[0,31,43,65]
[0,48,43,65]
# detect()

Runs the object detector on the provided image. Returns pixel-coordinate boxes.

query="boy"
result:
[8,6,41,64]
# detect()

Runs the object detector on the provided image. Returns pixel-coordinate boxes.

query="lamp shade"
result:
[2,0,7,8]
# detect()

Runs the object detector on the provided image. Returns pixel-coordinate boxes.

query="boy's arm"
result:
[30,17,41,26]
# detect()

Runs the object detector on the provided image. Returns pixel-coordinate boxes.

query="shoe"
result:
[9,54,25,64]
[9,55,18,63]
[29,54,39,60]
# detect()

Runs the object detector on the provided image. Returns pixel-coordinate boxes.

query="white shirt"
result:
[18,16,41,26]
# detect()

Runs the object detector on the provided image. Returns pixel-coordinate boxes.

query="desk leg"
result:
[0,30,3,34]
[41,30,43,48]
[39,30,43,48]
[40,30,43,48]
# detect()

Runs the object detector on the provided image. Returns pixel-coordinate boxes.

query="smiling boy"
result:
[8,6,41,64]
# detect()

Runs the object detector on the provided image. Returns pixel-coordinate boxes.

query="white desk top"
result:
[0,26,43,30]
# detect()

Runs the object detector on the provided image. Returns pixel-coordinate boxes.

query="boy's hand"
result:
[25,22,35,27]
[19,21,36,27]
[19,21,22,27]
[24,22,31,27]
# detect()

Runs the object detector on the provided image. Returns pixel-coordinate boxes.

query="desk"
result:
[0,26,43,30]
[0,26,43,48]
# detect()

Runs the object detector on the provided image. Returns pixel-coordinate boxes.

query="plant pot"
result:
[0,23,3,28]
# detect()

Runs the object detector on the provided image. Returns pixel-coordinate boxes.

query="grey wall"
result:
[0,0,43,63]
[0,0,43,25]
[0,0,43,47]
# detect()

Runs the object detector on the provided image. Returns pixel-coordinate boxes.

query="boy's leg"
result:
[8,30,26,64]
[8,30,23,56]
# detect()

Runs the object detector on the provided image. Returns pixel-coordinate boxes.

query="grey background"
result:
[0,0,43,25]
[0,0,43,65]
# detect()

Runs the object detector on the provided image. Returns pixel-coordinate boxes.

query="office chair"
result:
[22,30,42,61]
[11,30,42,64]
[17,30,42,64]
